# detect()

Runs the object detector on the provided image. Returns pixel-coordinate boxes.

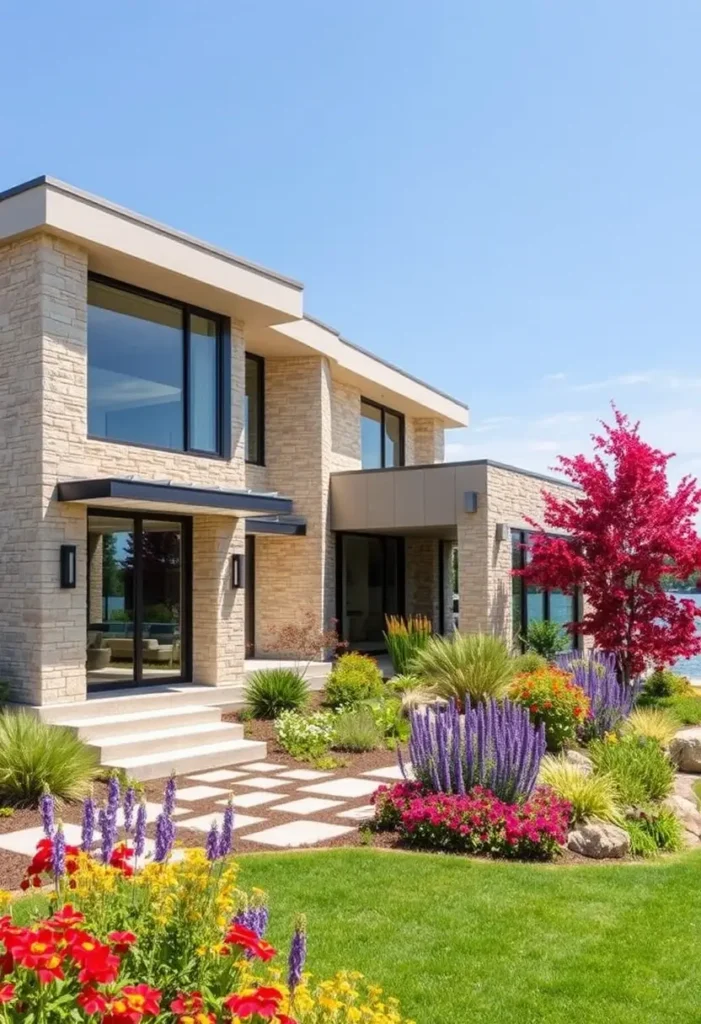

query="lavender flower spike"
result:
[81,796,96,853]
[154,812,173,863]
[107,774,120,822]
[40,791,55,839]
[218,798,234,858]
[163,772,177,817]
[123,787,136,836]
[288,914,307,992]
[206,820,220,862]
[99,806,117,865]
[134,801,147,860]
[53,823,66,879]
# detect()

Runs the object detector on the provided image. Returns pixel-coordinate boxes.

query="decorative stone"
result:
[567,822,631,859]
[670,729,701,773]
[663,795,701,837]
[564,750,593,774]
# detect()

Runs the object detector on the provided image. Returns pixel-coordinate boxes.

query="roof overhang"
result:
[0,177,303,330]
[245,515,307,536]
[57,478,293,517]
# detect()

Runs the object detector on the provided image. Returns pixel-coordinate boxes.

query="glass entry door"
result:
[338,534,404,650]
[86,511,190,689]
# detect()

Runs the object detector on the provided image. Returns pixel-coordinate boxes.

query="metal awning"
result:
[245,514,307,536]
[57,478,293,517]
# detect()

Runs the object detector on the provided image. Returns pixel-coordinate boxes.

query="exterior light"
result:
[495,522,510,542]
[231,553,244,589]
[463,491,478,513]
[60,544,77,588]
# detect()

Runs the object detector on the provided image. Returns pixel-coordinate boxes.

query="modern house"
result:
[0,176,579,776]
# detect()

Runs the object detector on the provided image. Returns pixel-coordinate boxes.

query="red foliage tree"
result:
[517,407,701,682]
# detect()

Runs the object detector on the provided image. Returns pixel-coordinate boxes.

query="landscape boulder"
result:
[565,749,593,774]
[567,822,631,859]
[663,795,701,838]
[669,728,701,773]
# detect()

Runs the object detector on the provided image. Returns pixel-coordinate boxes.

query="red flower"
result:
[36,952,64,985]
[223,986,283,1019]
[108,930,137,953]
[78,987,109,1014]
[178,1014,216,1024]
[109,843,135,876]
[49,905,85,930]
[223,923,277,961]
[5,928,57,969]
[276,1016,299,1024]
[69,936,120,985]
[171,992,204,1014]
[0,983,14,1004]
[121,984,161,1015]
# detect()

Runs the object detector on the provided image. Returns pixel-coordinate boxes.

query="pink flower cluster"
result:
[373,782,571,860]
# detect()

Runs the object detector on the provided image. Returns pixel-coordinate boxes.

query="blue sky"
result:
[3,1,701,486]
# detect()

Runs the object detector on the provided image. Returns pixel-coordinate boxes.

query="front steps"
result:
[36,688,267,781]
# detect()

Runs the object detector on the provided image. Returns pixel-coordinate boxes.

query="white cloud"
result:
[543,371,567,382]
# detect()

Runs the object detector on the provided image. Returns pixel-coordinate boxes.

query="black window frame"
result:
[335,531,406,647]
[245,353,265,466]
[87,273,231,460]
[511,528,581,651]
[360,397,405,469]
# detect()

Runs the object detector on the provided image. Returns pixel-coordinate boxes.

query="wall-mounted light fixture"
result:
[60,544,77,588]
[231,553,244,589]
[495,522,510,543]
[463,491,478,513]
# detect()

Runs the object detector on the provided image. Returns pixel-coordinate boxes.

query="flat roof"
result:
[57,478,294,515]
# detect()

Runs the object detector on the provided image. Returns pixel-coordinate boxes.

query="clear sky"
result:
[3,0,701,486]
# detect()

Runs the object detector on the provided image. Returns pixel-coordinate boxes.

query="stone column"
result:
[192,515,245,685]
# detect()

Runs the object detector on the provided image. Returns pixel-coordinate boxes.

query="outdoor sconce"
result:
[463,491,478,513]
[231,553,244,589]
[495,522,510,543]
[60,544,77,588]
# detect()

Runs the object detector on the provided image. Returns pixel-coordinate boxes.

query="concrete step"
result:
[36,685,248,722]
[54,704,223,741]
[89,721,244,761]
[104,737,268,781]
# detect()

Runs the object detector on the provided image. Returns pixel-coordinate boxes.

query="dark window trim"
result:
[245,535,256,658]
[360,396,405,469]
[86,507,193,691]
[245,352,265,466]
[87,273,231,461]
[334,531,406,645]
[438,539,446,635]
[511,528,581,651]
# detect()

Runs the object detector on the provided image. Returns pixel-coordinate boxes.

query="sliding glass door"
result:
[337,533,405,649]
[86,511,191,690]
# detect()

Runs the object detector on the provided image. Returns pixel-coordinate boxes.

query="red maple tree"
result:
[517,407,701,682]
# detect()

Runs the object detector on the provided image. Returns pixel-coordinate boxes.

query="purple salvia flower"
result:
[288,914,307,992]
[81,796,96,853]
[123,787,136,836]
[218,799,234,858]
[107,774,120,823]
[134,801,147,860]
[40,791,55,839]
[255,904,269,939]
[99,806,117,865]
[206,820,220,862]
[163,772,177,817]
[154,812,174,863]
[557,650,641,738]
[53,823,66,879]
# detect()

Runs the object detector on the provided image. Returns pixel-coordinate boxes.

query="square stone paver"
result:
[231,776,291,790]
[238,762,284,773]
[301,778,379,799]
[361,766,407,781]
[0,823,83,856]
[336,804,375,821]
[117,802,188,825]
[241,820,354,848]
[176,785,232,801]
[186,770,249,783]
[178,812,264,832]
[270,797,344,816]
[217,792,283,809]
[277,769,332,781]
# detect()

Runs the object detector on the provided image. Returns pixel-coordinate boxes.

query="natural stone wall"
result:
[413,418,445,464]
[192,516,245,684]
[331,380,361,473]
[405,537,440,630]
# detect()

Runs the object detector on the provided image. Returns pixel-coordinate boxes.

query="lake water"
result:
[671,591,701,679]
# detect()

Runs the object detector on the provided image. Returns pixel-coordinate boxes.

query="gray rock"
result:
[567,822,631,859]
[565,749,593,774]
[663,794,701,837]
[669,728,701,773]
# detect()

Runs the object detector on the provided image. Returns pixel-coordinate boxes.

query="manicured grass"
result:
[238,848,701,1024]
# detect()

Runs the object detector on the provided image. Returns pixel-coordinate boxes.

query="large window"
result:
[87,277,229,457]
[360,399,404,469]
[245,354,264,464]
[511,529,579,650]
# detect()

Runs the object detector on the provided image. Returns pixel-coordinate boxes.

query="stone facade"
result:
[413,418,445,464]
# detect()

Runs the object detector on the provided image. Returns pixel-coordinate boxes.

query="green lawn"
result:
[238,848,701,1024]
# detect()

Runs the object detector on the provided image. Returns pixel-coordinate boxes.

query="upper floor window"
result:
[87,277,229,457]
[360,399,404,469]
[245,354,265,465]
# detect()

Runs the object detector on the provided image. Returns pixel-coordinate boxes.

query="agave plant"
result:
[410,632,514,708]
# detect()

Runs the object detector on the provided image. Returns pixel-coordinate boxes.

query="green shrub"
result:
[324,653,385,709]
[657,694,701,726]
[366,698,410,746]
[638,669,695,703]
[521,619,571,660]
[383,615,433,675]
[0,711,99,805]
[589,735,675,805]
[244,667,310,719]
[409,633,514,707]
[622,707,680,746]
[388,673,423,695]
[623,806,684,856]
[332,707,383,752]
[538,755,620,824]
[509,667,590,750]
[511,652,548,674]
[274,709,335,760]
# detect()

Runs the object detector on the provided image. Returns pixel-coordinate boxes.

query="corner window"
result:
[361,399,404,469]
[511,529,579,650]
[245,354,265,465]
[87,276,229,457]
